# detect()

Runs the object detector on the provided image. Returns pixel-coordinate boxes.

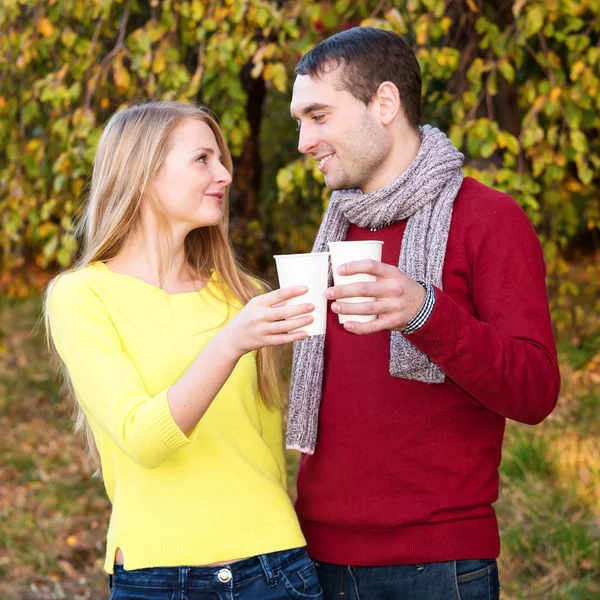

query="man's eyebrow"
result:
[291,103,333,120]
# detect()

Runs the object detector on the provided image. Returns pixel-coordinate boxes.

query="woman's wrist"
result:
[210,327,246,363]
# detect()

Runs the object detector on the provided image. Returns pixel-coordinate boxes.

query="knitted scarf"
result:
[286,125,464,454]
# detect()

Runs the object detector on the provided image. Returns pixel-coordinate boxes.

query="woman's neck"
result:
[106,227,204,294]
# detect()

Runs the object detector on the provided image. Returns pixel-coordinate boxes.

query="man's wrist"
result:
[403,281,436,335]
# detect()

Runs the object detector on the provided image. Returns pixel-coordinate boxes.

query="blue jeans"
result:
[107,547,323,599]
[314,559,500,600]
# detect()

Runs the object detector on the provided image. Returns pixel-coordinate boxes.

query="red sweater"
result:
[295,177,560,565]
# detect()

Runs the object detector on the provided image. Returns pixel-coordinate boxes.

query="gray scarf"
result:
[286,125,464,454]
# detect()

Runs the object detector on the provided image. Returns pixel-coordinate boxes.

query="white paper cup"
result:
[328,241,384,323]
[273,252,330,336]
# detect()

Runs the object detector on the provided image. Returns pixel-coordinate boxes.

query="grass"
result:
[1,295,599,599]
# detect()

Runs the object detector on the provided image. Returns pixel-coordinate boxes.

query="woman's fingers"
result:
[263,286,308,307]
[266,314,314,335]
[268,303,314,321]
[266,330,309,346]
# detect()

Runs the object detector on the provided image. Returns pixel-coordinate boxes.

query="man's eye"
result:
[313,114,324,122]
[295,122,301,132]
[196,154,207,163]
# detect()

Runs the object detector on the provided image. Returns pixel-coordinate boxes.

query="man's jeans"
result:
[314,558,500,600]
[107,547,323,599]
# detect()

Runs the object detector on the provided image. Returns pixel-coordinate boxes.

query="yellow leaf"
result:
[113,63,131,89]
[466,0,479,12]
[100,97,110,109]
[533,95,546,110]
[152,53,166,75]
[416,19,429,46]
[72,179,84,195]
[38,18,53,37]
[440,17,453,33]
[66,535,78,547]
[570,60,585,81]
[56,64,69,82]
[0,97,6,109]
[549,87,561,103]
[263,63,273,82]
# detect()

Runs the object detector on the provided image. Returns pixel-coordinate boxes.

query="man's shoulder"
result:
[455,176,529,224]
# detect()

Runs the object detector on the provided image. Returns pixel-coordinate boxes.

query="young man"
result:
[287,27,560,599]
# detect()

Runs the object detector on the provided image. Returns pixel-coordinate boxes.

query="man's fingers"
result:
[327,282,378,300]
[342,316,393,335]
[336,259,398,278]
[327,277,403,300]
[331,300,385,315]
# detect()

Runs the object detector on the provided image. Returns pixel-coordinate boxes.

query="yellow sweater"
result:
[48,262,305,573]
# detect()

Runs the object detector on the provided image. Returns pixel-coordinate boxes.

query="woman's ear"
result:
[376,81,401,126]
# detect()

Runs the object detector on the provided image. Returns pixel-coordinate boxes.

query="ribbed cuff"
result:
[151,388,198,449]
[402,286,464,360]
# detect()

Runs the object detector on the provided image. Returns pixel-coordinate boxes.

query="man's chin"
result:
[324,175,356,191]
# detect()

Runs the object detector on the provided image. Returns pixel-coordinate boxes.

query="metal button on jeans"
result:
[217,568,232,583]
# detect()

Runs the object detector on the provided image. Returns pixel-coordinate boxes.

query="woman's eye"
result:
[196,154,207,163]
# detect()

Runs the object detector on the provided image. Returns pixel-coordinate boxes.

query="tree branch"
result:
[82,14,105,111]
[83,1,130,111]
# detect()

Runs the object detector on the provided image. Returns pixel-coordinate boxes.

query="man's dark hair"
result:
[295,27,422,130]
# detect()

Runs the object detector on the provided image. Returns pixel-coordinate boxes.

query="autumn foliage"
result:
[0,0,598,330]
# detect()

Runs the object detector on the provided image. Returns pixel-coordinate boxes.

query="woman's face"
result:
[151,118,232,232]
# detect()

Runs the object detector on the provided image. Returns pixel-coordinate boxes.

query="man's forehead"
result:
[290,69,345,116]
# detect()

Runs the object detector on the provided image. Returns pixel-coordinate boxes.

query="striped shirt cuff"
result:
[403,281,436,335]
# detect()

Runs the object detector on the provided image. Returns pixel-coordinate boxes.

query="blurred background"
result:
[0,0,599,598]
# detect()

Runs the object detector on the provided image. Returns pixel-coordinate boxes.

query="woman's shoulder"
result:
[48,262,109,300]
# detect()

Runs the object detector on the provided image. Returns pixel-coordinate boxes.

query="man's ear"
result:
[376,81,401,125]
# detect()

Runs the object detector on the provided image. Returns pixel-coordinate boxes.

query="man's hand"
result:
[327,260,426,334]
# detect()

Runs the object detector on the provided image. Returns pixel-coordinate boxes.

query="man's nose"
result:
[297,126,317,155]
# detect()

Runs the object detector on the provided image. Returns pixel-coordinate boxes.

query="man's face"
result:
[290,66,389,192]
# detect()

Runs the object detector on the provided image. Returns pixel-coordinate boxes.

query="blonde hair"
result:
[43,101,282,466]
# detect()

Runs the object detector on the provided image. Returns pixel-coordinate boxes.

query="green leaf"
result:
[498,59,515,83]
[524,4,546,38]
[570,130,588,153]
[480,140,497,158]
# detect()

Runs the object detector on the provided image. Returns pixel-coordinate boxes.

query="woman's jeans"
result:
[314,558,500,600]
[108,546,323,599]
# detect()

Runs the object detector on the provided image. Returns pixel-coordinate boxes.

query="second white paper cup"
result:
[273,252,330,336]
[328,240,384,324]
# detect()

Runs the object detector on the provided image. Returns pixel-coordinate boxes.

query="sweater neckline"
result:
[92,261,217,299]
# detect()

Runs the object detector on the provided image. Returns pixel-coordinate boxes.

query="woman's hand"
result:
[216,286,314,359]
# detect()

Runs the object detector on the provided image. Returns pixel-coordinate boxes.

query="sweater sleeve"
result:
[258,401,287,488]
[47,273,197,468]
[405,191,560,425]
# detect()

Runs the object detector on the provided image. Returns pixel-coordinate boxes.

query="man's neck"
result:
[362,128,421,194]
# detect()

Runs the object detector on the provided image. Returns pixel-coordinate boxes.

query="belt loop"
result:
[108,573,114,590]
[259,553,277,587]
[178,566,190,600]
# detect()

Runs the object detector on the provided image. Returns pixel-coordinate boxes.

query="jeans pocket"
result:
[108,584,179,600]
[454,559,500,600]
[279,556,323,600]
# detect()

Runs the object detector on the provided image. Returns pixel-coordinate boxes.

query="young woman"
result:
[45,101,322,600]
